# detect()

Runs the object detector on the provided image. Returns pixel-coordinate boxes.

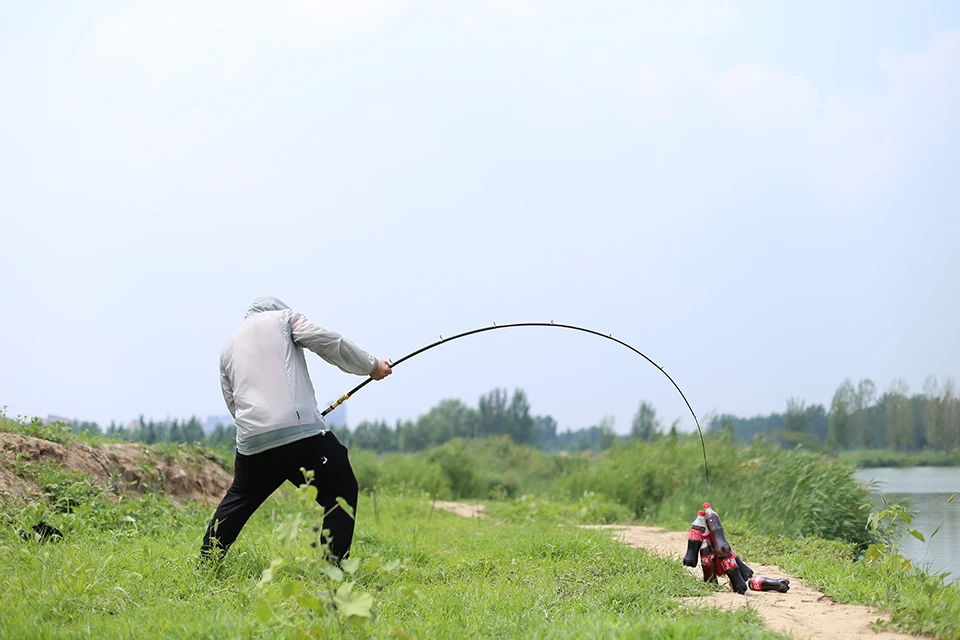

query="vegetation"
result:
[1,473,788,639]
[16,372,958,467]
[2,407,959,639]
[711,375,960,458]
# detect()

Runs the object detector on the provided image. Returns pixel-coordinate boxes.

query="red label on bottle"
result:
[700,553,714,565]
[688,529,703,541]
[749,576,762,591]
[719,555,738,572]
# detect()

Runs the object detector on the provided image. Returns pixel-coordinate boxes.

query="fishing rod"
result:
[321,321,711,491]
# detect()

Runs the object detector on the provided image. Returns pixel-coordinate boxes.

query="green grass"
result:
[731,531,960,639]
[840,448,960,468]
[3,418,957,639]
[0,484,790,640]
[354,433,875,546]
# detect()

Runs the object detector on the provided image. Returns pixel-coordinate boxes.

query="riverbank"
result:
[841,449,960,468]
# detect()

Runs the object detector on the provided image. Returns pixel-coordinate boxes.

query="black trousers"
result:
[201,431,358,561]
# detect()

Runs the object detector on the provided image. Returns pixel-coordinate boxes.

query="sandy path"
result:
[434,502,922,640]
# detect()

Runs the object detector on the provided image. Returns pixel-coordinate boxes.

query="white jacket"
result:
[220,296,378,455]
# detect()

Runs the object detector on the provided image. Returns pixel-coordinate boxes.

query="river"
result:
[854,467,960,582]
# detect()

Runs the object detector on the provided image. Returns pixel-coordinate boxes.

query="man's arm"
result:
[288,311,386,377]
[220,357,237,418]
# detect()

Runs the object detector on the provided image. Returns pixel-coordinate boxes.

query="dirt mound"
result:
[0,433,233,507]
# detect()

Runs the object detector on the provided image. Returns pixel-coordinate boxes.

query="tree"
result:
[597,416,616,450]
[887,379,913,451]
[924,376,944,451]
[828,379,855,450]
[783,397,808,432]
[478,388,509,438]
[853,378,877,448]
[937,378,959,452]
[534,415,558,450]
[506,389,535,444]
[630,401,659,441]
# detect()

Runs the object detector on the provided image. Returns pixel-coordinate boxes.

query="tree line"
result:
[55,374,959,455]
[74,416,237,447]
[56,387,663,454]
[710,376,959,453]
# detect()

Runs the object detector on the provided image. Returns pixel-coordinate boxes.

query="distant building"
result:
[44,414,75,426]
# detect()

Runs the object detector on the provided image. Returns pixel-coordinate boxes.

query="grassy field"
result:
[1,488,791,639]
[2,415,959,639]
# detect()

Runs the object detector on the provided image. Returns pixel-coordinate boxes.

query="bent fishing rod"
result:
[321,321,711,492]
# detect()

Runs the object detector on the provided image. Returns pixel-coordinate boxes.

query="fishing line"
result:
[321,321,711,492]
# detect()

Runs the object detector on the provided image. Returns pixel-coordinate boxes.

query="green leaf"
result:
[297,592,323,612]
[335,586,374,618]
[362,555,381,574]
[253,601,274,624]
[931,522,943,539]
[281,580,302,599]
[399,585,426,602]
[294,625,325,640]
[336,496,355,518]
[908,528,925,543]
[258,558,286,588]
[381,559,402,574]
[865,543,885,564]
[276,512,303,550]
[341,557,360,575]
[322,565,344,582]
[299,484,319,506]
[948,493,957,504]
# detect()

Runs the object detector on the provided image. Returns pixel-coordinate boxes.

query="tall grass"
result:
[345,433,873,545]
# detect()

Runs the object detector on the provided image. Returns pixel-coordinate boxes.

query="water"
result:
[854,467,960,582]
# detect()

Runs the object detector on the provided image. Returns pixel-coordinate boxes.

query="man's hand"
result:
[371,359,393,380]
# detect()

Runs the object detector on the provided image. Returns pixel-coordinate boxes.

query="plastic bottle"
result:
[702,502,732,557]
[748,576,790,593]
[718,552,748,594]
[683,510,707,567]
[735,555,754,580]
[699,540,718,583]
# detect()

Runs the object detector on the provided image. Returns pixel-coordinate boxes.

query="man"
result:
[201,296,392,563]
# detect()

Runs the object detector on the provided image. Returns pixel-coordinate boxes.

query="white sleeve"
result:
[288,311,378,376]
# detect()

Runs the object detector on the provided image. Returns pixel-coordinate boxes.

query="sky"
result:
[1,1,958,435]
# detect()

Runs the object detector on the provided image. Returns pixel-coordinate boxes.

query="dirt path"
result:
[434,502,921,640]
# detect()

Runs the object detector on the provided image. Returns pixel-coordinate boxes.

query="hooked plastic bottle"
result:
[702,502,733,557]
[683,510,707,567]
[748,576,790,593]
[699,540,718,583]
[718,552,749,594]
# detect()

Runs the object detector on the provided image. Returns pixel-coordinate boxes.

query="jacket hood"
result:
[245,296,291,318]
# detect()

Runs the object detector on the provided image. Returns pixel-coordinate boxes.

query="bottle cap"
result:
[697,510,705,516]
[703,502,711,508]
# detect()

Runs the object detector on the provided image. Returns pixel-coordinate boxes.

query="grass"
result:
[0,485,790,639]
[3,415,958,639]
[732,531,960,639]
[350,433,875,546]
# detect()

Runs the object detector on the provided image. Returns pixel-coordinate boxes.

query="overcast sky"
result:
[2,1,958,434]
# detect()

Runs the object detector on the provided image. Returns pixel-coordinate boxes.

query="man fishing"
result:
[200,296,392,564]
